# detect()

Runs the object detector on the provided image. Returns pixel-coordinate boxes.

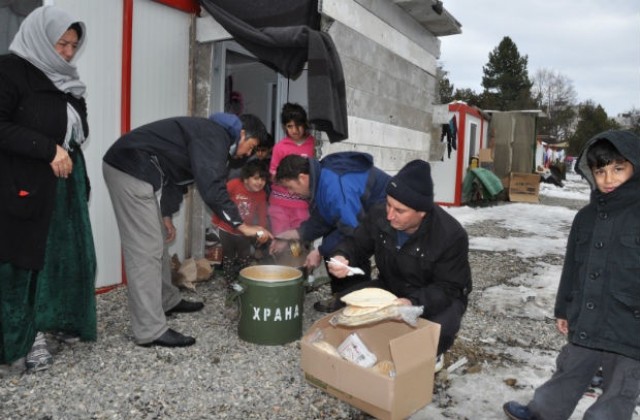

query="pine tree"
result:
[481,37,535,110]
[568,101,620,155]
[437,66,455,104]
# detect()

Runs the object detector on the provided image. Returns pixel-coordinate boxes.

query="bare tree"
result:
[618,107,640,135]
[532,68,577,140]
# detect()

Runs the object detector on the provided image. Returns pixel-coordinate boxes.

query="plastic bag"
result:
[330,305,424,327]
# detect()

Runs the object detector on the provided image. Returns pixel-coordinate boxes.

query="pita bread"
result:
[342,303,393,317]
[312,340,341,358]
[373,360,396,377]
[340,288,397,308]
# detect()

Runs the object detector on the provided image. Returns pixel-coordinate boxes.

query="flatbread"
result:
[340,288,397,308]
[312,340,341,358]
[373,360,396,376]
[342,303,393,317]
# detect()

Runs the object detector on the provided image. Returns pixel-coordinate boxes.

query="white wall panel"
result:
[130,0,191,272]
[51,0,192,287]
[54,0,123,288]
[130,1,190,128]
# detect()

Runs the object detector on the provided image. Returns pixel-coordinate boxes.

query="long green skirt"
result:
[35,148,97,341]
[0,264,37,364]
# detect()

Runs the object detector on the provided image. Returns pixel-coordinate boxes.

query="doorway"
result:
[212,40,309,143]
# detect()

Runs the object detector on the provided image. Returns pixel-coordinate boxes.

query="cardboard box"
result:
[478,148,493,163]
[300,314,440,420]
[478,148,494,171]
[508,172,540,203]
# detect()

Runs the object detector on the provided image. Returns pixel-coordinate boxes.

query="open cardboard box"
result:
[300,314,440,420]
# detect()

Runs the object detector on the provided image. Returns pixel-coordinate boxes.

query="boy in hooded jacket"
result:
[504,130,640,420]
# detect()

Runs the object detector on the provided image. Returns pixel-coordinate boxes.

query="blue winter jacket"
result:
[299,152,390,256]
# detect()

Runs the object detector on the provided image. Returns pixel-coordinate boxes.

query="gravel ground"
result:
[0,192,590,420]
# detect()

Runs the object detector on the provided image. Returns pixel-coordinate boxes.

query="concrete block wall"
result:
[319,2,440,174]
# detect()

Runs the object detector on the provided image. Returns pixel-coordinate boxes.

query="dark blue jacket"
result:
[299,152,390,256]
[103,114,244,226]
[557,130,640,360]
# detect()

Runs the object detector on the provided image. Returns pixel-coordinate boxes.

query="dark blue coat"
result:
[556,130,640,360]
[103,114,245,227]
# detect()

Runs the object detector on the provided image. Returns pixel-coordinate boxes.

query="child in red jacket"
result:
[213,160,269,284]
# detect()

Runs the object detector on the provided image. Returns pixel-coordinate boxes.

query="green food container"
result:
[237,265,304,345]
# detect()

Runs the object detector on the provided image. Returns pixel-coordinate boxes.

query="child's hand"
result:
[254,228,272,245]
[556,318,568,335]
[238,224,272,244]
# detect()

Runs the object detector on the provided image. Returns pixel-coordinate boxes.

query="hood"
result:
[308,151,375,202]
[575,130,640,191]
[209,113,242,154]
[319,151,374,175]
[308,157,322,203]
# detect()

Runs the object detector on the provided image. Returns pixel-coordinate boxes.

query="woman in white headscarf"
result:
[0,5,96,373]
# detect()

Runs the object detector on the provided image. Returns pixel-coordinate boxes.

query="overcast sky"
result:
[438,0,640,117]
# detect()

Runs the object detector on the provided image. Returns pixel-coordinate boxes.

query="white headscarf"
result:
[9,5,87,98]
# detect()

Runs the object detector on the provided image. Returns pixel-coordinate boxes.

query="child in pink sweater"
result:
[268,103,315,236]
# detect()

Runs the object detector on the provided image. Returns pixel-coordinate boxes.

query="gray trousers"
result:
[529,342,640,420]
[103,163,182,344]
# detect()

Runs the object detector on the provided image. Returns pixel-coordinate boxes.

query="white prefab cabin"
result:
[2,0,462,288]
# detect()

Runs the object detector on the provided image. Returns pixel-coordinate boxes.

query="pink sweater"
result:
[269,135,315,209]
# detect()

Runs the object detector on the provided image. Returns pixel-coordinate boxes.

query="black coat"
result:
[0,54,88,270]
[334,202,472,317]
[555,130,640,360]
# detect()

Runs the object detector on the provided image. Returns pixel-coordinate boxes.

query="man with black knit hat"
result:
[328,159,472,357]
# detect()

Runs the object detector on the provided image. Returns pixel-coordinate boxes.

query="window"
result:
[469,122,478,157]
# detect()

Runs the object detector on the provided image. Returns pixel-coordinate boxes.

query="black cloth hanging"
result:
[199,0,348,143]
[440,115,458,159]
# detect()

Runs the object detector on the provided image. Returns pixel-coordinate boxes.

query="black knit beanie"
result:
[386,160,434,211]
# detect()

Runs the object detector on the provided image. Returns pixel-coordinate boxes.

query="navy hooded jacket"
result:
[556,130,640,360]
[103,114,244,226]
[299,151,390,256]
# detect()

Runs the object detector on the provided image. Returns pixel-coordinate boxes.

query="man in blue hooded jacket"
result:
[272,152,390,312]
[103,113,272,348]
